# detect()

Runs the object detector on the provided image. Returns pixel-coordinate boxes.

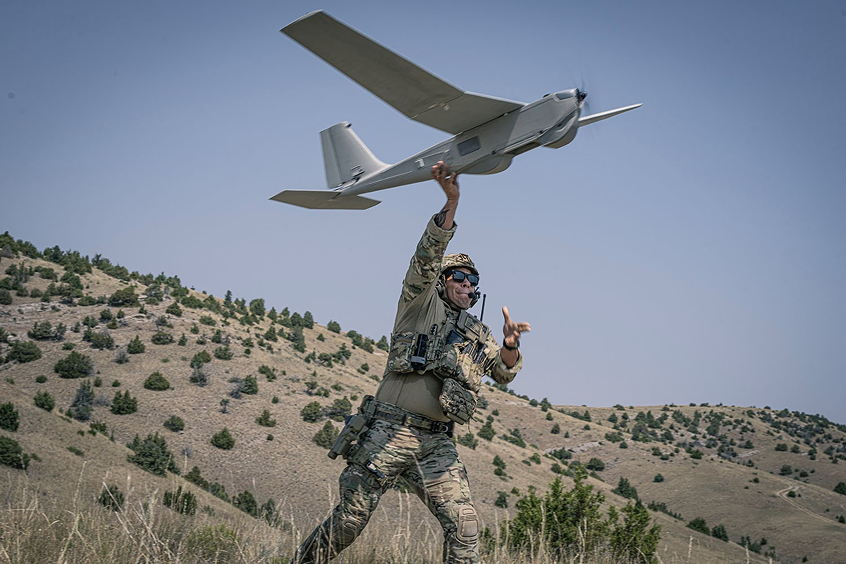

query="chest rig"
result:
[387,308,491,424]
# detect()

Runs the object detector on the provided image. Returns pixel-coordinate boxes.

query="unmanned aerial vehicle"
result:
[272,11,642,210]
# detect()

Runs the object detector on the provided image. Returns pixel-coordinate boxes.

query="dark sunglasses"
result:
[446,270,479,286]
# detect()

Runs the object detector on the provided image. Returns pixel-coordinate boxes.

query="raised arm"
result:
[399,162,460,303]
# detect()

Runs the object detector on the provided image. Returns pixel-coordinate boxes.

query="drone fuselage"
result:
[341,90,581,197]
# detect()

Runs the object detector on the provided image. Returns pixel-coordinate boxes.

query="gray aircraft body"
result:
[272,11,642,210]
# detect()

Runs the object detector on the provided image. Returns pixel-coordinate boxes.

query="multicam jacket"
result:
[374,215,522,421]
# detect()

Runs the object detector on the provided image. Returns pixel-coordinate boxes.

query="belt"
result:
[362,396,453,434]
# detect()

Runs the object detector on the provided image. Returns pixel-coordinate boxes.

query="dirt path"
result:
[775,486,837,525]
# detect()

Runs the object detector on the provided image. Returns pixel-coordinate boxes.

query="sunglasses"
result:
[446,270,479,286]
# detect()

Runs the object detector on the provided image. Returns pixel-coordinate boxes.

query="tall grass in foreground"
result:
[0,470,741,564]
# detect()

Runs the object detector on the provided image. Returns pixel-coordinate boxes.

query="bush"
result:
[457,432,478,449]
[143,372,171,391]
[67,380,94,421]
[190,350,212,368]
[108,287,138,307]
[6,341,42,363]
[0,402,19,432]
[241,375,258,394]
[213,346,233,360]
[478,418,495,441]
[586,457,605,471]
[98,484,125,511]
[775,443,788,451]
[127,432,177,475]
[88,331,115,350]
[151,331,174,345]
[503,475,660,561]
[163,415,184,432]
[34,391,55,411]
[127,335,146,354]
[653,473,665,483]
[495,491,509,508]
[0,289,11,305]
[686,517,710,535]
[211,428,235,450]
[111,390,138,415]
[327,320,341,333]
[301,401,322,423]
[313,421,339,448]
[163,486,197,515]
[256,410,276,427]
[54,351,93,379]
[165,302,182,316]
[0,436,30,469]
[834,482,846,495]
[612,477,639,500]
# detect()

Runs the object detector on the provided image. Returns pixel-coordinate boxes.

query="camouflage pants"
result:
[293,418,480,564]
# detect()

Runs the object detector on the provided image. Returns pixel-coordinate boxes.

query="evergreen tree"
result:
[612,477,639,500]
[327,320,341,333]
[54,351,93,378]
[241,375,258,394]
[127,432,177,475]
[143,372,171,391]
[33,391,55,411]
[609,500,662,562]
[256,409,277,427]
[0,436,30,469]
[300,401,322,423]
[111,390,138,415]
[313,421,339,448]
[6,341,42,363]
[234,490,258,516]
[211,428,235,450]
[0,402,19,432]
[67,380,95,421]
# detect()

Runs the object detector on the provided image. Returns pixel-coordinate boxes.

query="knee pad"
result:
[455,504,479,545]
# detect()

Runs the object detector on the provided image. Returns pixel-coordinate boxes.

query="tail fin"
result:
[321,122,386,188]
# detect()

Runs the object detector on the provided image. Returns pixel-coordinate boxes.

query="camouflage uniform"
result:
[294,216,522,564]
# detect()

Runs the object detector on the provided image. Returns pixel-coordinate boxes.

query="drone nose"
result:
[577,89,587,103]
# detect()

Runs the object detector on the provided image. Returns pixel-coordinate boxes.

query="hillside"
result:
[1,234,845,563]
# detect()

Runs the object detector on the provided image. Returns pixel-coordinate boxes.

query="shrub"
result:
[612,477,639,500]
[0,289,11,305]
[586,457,606,471]
[108,287,139,307]
[301,401,322,423]
[163,486,197,515]
[127,335,146,354]
[686,517,710,535]
[0,402,19,432]
[186,524,240,561]
[779,464,793,475]
[495,491,509,508]
[241,375,258,394]
[34,391,55,411]
[478,418,495,441]
[211,428,235,450]
[54,351,93,379]
[163,415,184,432]
[98,484,124,511]
[127,432,177,475]
[213,346,233,360]
[256,409,276,427]
[88,331,115,350]
[834,482,846,495]
[111,390,137,415]
[653,473,665,483]
[67,380,95,421]
[313,421,339,448]
[458,433,478,449]
[151,331,174,345]
[0,436,30,469]
[165,302,182,316]
[6,341,42,363]
[190,350,212,368]
[774,443,788,451]
[143,372,171,391]
[327,320,341,333]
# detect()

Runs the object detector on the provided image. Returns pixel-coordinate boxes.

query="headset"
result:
[437,272,482,308]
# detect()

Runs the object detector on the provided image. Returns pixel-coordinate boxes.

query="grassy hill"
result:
[1,234,845,563]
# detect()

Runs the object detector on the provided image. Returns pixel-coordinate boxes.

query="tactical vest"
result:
[386,308,492,424]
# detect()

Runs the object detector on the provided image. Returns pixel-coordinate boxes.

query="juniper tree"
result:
[68,380,95,421]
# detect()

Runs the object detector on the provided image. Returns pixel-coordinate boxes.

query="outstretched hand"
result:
[432,160,459,201]
[502,306,531,348]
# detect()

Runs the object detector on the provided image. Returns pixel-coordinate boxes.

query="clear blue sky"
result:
[2,1,845,422]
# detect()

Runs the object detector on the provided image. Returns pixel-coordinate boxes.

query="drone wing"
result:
[282,11,524,134]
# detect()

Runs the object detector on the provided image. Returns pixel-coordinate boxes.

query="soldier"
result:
[294,161,531,563]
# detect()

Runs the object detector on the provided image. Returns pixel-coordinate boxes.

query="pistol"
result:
[327,413,368,459]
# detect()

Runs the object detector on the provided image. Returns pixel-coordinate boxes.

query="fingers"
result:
[502,306,511,323]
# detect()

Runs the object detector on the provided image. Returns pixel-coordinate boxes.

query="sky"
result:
[2,1,845,422]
